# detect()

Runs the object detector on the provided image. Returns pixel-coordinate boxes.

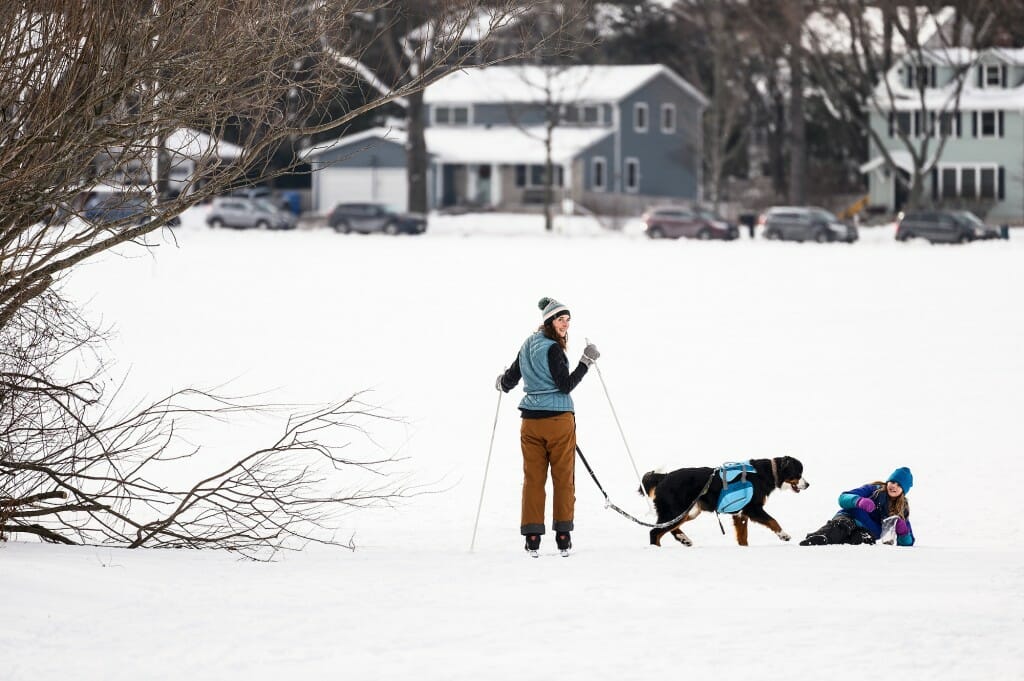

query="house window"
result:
[939,112,961,137]
[530,165,545,186]
[961,169,976,198]
[893,112,911,137]
[985,64,1003,87]
[980,111,997,137]
[562,104,602,125]
[976,110,1005,138]
[938,164,1003,201]
[941,168,957,199]
[624,157,639,193]
[912,65,935,88]
[433,105,470,125]
[591,157,606,191]
[980,167,996,199]
[633,103,648,133]
[514,164,563,188]
[660,104,676,134]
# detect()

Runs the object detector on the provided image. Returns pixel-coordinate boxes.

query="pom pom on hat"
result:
[538,297,570,324]
[887,467,913,494]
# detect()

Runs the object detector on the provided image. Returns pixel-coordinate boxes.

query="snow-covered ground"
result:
[4,209,1023,680]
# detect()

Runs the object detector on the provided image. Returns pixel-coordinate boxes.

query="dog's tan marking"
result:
[733,514,749,546]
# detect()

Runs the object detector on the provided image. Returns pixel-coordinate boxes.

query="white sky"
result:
[4,210,1023,680]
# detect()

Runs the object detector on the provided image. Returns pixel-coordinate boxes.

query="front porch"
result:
[432,162,571,211]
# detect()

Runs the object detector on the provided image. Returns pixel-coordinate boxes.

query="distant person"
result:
[800,467,915,546]
[496,297,600,556]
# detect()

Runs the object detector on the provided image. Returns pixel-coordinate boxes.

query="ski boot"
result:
[555,532,572,557]
[524,534,541,558]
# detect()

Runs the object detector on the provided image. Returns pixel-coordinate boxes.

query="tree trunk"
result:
[787,6,806,205]
[407,89,429,213]
[544,115,555,232]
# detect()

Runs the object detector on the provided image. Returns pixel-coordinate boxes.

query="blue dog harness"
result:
[716,461,756,514]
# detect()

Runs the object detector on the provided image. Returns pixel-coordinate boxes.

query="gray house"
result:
[862,47,1024,222]
[303,64,707,214]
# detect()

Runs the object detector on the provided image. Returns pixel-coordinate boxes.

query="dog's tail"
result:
[639,471,666,498]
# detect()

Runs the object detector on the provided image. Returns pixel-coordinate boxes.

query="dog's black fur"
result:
[640,456,808,547]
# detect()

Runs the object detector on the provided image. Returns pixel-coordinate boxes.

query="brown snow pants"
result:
[520,412,576,535]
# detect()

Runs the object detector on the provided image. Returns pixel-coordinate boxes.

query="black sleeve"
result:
[547,343,588,393]
[499,355,521,392]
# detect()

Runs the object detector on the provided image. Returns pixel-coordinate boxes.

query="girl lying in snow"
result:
[800,467,915,547]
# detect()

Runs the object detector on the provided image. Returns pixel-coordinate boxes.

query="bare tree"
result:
[0,275,418,558]
[801,1,996,210]
[0,0,508,556]
[672,0,754,211]
[318,2,567,214]
[502,64,584,231]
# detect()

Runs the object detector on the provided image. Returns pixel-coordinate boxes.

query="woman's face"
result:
[552,314,570,338]
[885,481,903,498]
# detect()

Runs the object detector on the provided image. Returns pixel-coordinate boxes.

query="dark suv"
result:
[759,206,858,243]
[896,209,1000,244]
[642,205,738,240]
[328,203,426,235]
[82,192,151,226]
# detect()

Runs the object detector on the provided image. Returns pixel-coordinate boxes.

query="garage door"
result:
[316,167,408,213]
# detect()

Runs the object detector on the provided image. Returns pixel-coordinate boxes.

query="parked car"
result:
[641,205,738,240]
[895,209,1000,244]
[328,203,426,235]
[758,206,858,243]
[82,192,151,226]
[229,185,273,200]
[206,197,296,230]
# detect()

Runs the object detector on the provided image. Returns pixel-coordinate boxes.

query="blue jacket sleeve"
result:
[897,525,915,546]
[838,484,884,539]
[838,484,878,510]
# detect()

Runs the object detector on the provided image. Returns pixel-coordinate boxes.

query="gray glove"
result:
[580,343,600,366]
[495,373,506,392]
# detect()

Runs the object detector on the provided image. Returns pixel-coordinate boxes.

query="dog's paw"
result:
[672,531,693,547]
[777,531,791,541]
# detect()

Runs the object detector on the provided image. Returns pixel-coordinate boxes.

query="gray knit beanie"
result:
[538,297,570,324]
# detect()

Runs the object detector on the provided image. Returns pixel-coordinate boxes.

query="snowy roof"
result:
[425,125,612,165]
[803,6,957,55]
[300,127,405,161]
[165,128,241,160]
[859,150,916,174]
[405,7,524,44]
[302,125,613,166]
[872,47,1024,112]
[424,64,708,108]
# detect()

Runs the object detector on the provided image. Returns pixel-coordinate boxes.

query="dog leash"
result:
[575,444,716,530]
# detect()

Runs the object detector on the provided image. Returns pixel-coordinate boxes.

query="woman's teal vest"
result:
[518,332,574,413]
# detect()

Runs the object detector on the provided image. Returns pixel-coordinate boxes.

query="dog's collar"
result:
[770,458,779,487]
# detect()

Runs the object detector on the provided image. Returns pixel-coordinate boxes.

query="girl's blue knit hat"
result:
[887,467,913,493]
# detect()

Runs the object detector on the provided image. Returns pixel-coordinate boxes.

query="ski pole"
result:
[586,338,653,513]
[470,389,503,551]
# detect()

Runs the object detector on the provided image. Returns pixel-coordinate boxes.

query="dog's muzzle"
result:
[789,478,809,493]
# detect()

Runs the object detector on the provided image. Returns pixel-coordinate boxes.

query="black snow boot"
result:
[556,532,572,555]
[524,534,541,555]
[849,529,876,546]
[799,533,827,546]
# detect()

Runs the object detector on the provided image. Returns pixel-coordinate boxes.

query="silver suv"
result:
[206,197,296,230]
